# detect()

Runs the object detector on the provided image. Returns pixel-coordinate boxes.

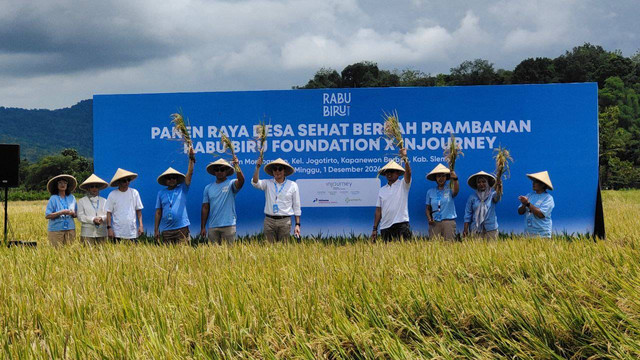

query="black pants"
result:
[380,222,412,241]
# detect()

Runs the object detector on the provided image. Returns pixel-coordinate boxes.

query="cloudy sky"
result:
[1,0,638,109]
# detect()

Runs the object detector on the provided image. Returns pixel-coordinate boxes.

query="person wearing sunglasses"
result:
[201,155,244,244]
[252,157,301,241]
[371,148,412,241]
[44,174,78,246]
[154,147,196,244]
[76,174,109,245]
[105,168,144,241]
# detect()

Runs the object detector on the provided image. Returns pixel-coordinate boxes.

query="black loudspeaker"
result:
[0,144,20,188]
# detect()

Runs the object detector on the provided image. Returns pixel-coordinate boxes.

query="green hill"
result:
[0,99,92,161]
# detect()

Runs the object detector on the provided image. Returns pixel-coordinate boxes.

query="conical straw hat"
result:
[47,174,77,195]
[377,160,405,176]
[264,158,295,177]
[467,171,496,189]
[79,174,108,191]
[526,171,553,190]
[157,167,186,186]
[206,159,235,176]
[426,163,451,181]
[109,168,138,187]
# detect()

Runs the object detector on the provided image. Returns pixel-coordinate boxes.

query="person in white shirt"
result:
[251,158,301,241]
[105,168,144,240]
[371,149,412,241]
[76,174,109,245]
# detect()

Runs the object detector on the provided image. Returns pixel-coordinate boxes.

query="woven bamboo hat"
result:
[206,159,234,176]
[264,158,295,176]
[109,168,138,187]
[157,167,186,186]
[377,160,405,176]
[467,171,496,189]
[79,174,108,191]
[47,174,77,195]
[526,171,553,190]
[426,163,451,181]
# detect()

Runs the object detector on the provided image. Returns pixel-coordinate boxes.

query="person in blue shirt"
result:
[201,156,244,244]
[463,171,502,240]
[518,171,554,238]
[154,147,195,244]
[44,174,78,246]
[425,163,459,240]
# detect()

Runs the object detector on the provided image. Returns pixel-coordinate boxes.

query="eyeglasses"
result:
[121,178,132,183]
[272,166,285,172]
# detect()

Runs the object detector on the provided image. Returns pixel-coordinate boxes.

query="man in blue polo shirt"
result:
[201,156,244,244]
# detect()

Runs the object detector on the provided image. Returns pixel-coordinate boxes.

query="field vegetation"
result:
[0,190,639,358]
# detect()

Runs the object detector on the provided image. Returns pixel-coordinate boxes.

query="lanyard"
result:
[58,195,69,212]
[168,188,178,208]
[90,197,100,216]
[273,180,286,201]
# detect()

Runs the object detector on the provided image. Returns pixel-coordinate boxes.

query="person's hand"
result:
[399,148,407,160]
[294,224,301,238]
[108,228,115,238]
[138,225,144,236]
[59,209,71,216]
[232,155,239,166]
[154,232,159,240]
[370,230,377,241]
[450,170,457,180]
[428,218,435,226]
[256,157,263,167]
[200,228,207,238]
[188,146,196,161]
[519,195,529,205]
[93,217,101,225]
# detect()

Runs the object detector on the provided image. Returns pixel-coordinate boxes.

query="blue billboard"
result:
[94,83,599,236]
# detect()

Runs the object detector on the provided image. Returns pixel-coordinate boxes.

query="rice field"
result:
[1,190,639,359]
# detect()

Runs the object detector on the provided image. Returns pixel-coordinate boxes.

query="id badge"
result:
[272,204,279,213]
[526,216,533,227]
[167,212,173,222]
[63,219,69,230]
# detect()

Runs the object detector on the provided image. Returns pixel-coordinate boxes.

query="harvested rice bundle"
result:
[382,110,407,161]
[170,111,192,149]
[255,121,268,163]
[443,133,463,189]
[493,146,513,197]
[219,133,241,172]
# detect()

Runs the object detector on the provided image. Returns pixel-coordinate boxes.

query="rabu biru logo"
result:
[323,92,351,117]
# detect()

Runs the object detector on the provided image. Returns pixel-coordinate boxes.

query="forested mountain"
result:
[0,99,92,161]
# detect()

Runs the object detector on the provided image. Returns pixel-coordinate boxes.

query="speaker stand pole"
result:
[3,186,7,245]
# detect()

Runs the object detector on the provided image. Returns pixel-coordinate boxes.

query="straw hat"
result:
[526,171,553,190]
[157,167,186,186]
[206,159,235,176]
[467,171,496,189]
[109,168,138,187]
[426,163,451,181]
[79,174,108,191]
[47,174,77,195]
[377,160,405,176]
[264,158,295,177]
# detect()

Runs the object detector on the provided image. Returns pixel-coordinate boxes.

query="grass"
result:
[0,190,639,358]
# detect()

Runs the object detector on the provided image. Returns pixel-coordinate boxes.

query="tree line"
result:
[296,43,640,189]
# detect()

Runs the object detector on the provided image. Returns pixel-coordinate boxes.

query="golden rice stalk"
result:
[220,133,241,172]
[443,133,463,188]
[255,121,268,163]
[382,110,407,161]
[170,111,192,149]
[493,146,513,197]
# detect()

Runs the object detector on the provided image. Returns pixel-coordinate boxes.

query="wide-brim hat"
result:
[264,158,295,177]
[467,171,496,189]
[79,174,108,191]
[206,159,235,176]
[426,163,451,181]
[157,167,186,186]
[526,171,553,190]
[109,168,138,187]
[377,160,405,176]
[47,174,77,195]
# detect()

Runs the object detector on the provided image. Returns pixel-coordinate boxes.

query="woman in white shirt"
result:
[77,174,109,244]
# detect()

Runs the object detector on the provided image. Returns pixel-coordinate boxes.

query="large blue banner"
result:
[94,83,598,236]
